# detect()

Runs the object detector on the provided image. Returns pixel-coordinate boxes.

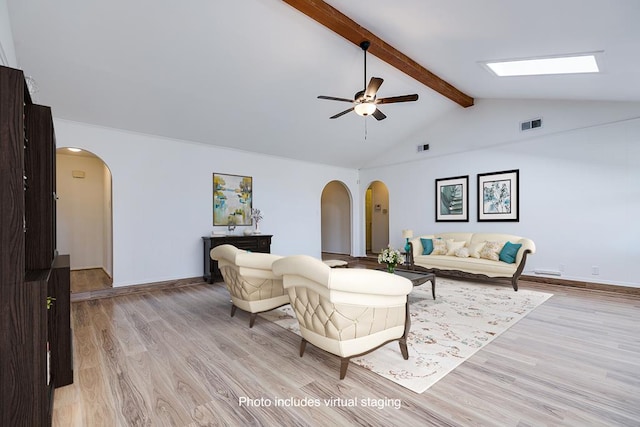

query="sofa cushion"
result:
[446,240,467,255]
[499,241,522,264]
[435,233,473,244]
[454,247,469,258]
[479,241,504,261]
[420,238,434,255]
[432,238,448,255]
[467,241,485,259]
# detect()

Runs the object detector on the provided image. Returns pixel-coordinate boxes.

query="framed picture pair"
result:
[435,169,519,222]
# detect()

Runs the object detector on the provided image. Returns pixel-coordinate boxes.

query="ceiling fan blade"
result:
[372,108,386,121]
[318,95,354,103]
[376,94,419,104]
[364,77,383,99]
[330,107,354,119]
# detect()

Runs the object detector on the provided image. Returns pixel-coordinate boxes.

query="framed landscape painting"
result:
[213,173,253,226]
[477,169,519,222]
[435,175,469,222]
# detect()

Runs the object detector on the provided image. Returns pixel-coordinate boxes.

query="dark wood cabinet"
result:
[24,103,56,270]
[202,235,272,283]
[48,255,73,387]
[0,65,25,287]
[0,65,72,426]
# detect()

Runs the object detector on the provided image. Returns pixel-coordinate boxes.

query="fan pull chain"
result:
[364,117,368,141]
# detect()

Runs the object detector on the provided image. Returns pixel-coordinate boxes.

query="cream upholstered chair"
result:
[210,244,289,328]
[272,255,413,379]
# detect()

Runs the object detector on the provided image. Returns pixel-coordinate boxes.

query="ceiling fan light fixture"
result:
[354,102,377,116]
[317,41,417,120]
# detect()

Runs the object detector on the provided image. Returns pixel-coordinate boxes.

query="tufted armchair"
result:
[210,244,289,328]
[272,255,413,379]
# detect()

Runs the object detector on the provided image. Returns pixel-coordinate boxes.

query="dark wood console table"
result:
[202,234,272,283]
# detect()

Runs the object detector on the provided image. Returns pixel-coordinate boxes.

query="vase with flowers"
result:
[377,245,405,273]
[251,208,263,234]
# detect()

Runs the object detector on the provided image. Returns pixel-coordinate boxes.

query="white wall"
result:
[53,119,359,287]
[0,0,17,67]
[102,162,113,277]
[51,98,640,289]
[360,99,640,288]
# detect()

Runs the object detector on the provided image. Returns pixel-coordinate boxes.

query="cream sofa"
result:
[272,255,413,379]
[408,232,535,291]
[210,244,289,327]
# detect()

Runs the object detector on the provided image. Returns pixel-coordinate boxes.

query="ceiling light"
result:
[67,147,82,152]
[354,102,377,116]
[484,53,600,77]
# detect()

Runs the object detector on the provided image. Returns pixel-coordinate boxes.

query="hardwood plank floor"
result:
[71,268,113,293]
[53,263,640,426]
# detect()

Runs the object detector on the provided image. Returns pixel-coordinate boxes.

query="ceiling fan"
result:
[318,41,419,120]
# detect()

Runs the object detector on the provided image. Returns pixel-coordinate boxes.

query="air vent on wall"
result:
[417,144,430,152]
[520,118,542,132]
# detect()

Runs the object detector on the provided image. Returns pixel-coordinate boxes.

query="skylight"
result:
[484,53,600,77]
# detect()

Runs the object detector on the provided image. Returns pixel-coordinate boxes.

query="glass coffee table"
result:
[379,268,436,299]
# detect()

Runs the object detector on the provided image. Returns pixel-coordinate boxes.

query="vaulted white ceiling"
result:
[7,0,640,168]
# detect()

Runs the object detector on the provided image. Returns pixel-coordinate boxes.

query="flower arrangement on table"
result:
[251,208,263,234]
[378,245,405,273]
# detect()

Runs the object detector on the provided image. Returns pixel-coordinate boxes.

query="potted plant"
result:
[378,245,405,273]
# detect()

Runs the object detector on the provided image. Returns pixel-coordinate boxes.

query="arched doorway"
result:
[365,180,389,255]
[320,180,352,256]
[56,147,113,293]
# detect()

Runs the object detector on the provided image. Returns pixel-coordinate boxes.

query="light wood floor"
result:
[71,268,112,293]
[53,262,640,426]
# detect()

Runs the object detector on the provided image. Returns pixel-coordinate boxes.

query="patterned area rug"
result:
[260,278,553,393]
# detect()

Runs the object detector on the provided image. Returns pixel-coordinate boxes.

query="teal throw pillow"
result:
[420,238,434,255]
[499,241,522,264]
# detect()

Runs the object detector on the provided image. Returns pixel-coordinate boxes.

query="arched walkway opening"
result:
[320,180,352,256]
[365,180,389,255]
[56,147,113,293]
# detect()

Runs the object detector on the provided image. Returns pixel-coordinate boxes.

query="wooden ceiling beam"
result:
[282,0,474,107]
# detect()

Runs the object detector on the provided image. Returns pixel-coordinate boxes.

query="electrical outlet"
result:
[592,266,600,275]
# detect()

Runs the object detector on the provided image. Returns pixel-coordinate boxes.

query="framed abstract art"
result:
[213,173,253,226]
[477,169,519,222]
[435,175,469,222]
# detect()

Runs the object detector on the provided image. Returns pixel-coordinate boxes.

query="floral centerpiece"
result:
[251,208,263,234]
[378,245,405,273]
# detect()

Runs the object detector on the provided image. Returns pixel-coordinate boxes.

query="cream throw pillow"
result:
[431,238,448,255]
[468,242,486,259]
[446,240,466,255]
[454,247,470,258]
[479,241,504,261]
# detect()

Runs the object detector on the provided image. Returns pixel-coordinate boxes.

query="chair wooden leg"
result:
[299,339,307,357]
[249,313,257,328]
[230,305,237,317]
[400,301,411,360]
[399,338,409,360]
[339,358,350,379]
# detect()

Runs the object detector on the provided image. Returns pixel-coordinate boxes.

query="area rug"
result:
[260,278,553,393]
